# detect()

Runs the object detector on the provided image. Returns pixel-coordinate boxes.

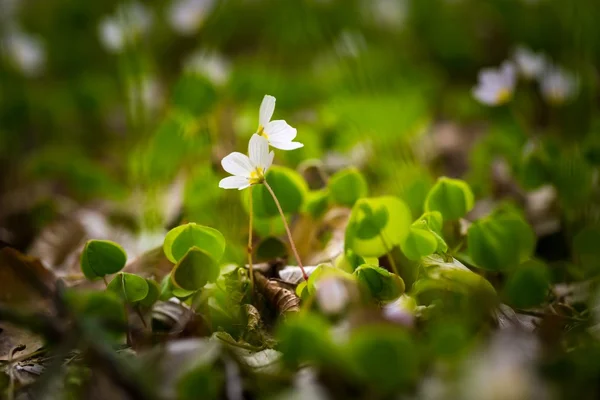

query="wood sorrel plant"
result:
[218,95,308,282]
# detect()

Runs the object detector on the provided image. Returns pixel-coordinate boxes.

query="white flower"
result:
[315,277,349,315]
[219,134,274,190]
[540,65,577,105]
[184,49,230,85]
[513,46,546,80]
[472,62,516,106]
[98,2,152,53]
[256,95,303,150]
[3,30,45,77]
[168,0,215,35]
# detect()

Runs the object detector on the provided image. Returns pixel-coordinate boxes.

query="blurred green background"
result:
[1,0,599,260]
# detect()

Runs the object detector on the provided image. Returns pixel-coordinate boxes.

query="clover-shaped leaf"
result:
[171,247,220,291]
[163,223,226,264]
[467,210,535,271]
[425,177,474,220]
[107,272,149,304]
[354,264,405,302]
[246,166,308,219]
[328,167,368,207]
[80,239,127,280]
[345,196,412,258]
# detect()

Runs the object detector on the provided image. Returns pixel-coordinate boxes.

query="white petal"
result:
[265,150,274,170]
[248,134,270,169]
[221,152,253,177]
[472,86,498,106]
[219,176,249,190]
[316,278,348,315]
[259,95,276,126]
[270,140,304,150]
[264,120,297,142]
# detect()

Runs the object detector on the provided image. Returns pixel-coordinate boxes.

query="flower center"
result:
[257,125,269,140]
[249,167,265,185]
[496,88,512,104]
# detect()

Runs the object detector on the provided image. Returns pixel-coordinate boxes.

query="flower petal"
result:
[248,134,270,169]
[219,175,249,190]
[264,120,297,142]
[265,150,274,171]
[270,140,304,150]
[221,152,253,177]
[259,95,276,126]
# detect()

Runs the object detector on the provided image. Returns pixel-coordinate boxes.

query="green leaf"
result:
[107,272,149,304]
[573,226,600,275]
[334,250,366,273]
[467,210,535,271]
[349,326,418,391]
[503,260,550,308]
[139,278,160,308]
[177,365,223,400]
[254,237,287,262]
[171,73,217,115]
[345,196,412,258]
[328,167,368,207]
[65,290,126,337]
[354,264,405,302]
[304,189,330,219]
[276,313,335,368]
[246,166,308,219]
[171,247,220,291]
[420,211,443,233]
[80,239,127,280]
[401,225,439,261]
[425,177,474,220]
[163,223,226,264]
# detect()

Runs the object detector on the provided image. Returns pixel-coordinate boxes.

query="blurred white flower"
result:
[540,65,578,105]
[256,95,303,150]
[168,0,215,35]
[365,0,407,29]
[219,134,274,190]
[383,294,416,327]
[472,62,516,106]
[334,30,366,59]
[127,76,164,120]
[513,46,546,80]
[184,50,230,85]
[3,30,46,77]
[315,277,349,315]
[98,2,152,53]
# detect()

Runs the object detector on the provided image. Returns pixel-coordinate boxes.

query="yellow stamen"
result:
[249,167,265,185]
[496,88,512,104]
[257,125,269,140]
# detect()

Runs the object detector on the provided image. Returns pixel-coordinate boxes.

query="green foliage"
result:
[139,278,160,308]
[304,189,330,219]
[327,167,368,207]
[503,260,550,308]
[348,326,418,392]
[65,290,126,338]
[425,177,474,220]
[171,247,220,291]
[177,364,223,400]
[248,166,308,219]
[106,272,149,304]
[80,239,127,280]
[276,313,335,368]
[305,263,355,295]
[467,209,535,271]
[345,196,412,258]
[354,264,405,302]
[254,236,287,262]
[171,74,217,116]
[573,226,600,276]
[401,224,439,261]
[163,223,226,264]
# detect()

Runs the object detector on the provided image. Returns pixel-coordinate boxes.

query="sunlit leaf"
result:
[163,223,226,264]
[248,166,308,219]
[345,196,412,258]
[425,177,474,220]
[328,167,368,207]
[503,259,550,308]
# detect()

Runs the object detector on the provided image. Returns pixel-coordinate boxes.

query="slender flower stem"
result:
[379,233,399,276]
[263,180,308,281]
[247,186,255,291]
